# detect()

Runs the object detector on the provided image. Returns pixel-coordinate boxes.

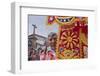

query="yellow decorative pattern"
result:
[61,31,79,49]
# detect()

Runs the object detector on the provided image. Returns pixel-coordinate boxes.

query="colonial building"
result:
[28,34,47,50]
[28,24,47,50]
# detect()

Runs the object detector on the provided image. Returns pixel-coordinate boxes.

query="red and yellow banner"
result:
[47,16,88,59]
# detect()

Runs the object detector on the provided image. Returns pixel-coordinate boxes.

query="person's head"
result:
[48,32,57,49]
[32,49,36,55]
[40,50,45,54]
[48,51,54,59]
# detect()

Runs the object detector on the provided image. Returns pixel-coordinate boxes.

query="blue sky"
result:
[28,15,59,37]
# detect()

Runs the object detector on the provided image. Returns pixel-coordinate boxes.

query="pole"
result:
[32,24,37,35]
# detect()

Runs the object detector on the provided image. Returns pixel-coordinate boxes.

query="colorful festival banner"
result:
[47,16,88,59]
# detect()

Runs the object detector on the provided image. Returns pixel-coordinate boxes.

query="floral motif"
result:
[60,31,79,49]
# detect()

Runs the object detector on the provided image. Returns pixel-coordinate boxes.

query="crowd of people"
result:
[28,32,58,61]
